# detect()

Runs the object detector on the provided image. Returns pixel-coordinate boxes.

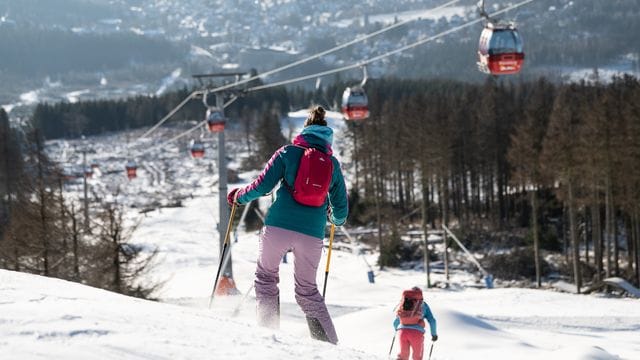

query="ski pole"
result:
[209,201,238,308]
[428,342,434,360]
[322,223,336,298]
[231,283,255,317]
[388,331,397,358]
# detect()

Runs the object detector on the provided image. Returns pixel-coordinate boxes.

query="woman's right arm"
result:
[235,147,286,204]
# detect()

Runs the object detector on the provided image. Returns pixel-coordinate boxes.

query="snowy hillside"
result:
[4,110,637,359]
[3,200,640,360]
[0,269,369,360]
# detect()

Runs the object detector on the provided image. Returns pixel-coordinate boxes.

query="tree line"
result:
[32,83,291,140]
[331,76,640,292]
[0,109,156,297]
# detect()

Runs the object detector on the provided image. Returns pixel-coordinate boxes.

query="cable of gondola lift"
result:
[129,0,534,159]
[134,1,462,143]
[199,0,462,96]
[132,95,239,159]
[136,0,535,146]
[247,0,535,93]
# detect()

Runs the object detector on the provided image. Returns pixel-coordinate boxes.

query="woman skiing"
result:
[227,106,348,344]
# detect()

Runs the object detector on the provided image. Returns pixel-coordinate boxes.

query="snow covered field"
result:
[2,110,640,359]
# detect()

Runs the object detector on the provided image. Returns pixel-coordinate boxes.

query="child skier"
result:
[393,286,438,360]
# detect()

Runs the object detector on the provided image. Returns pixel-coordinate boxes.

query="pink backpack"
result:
[396,289,425,326]
[290,146,333,207]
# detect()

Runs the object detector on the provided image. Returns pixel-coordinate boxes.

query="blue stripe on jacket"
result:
[393,302,437,337]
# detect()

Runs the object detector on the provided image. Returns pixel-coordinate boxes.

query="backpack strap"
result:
[282,144,306,190]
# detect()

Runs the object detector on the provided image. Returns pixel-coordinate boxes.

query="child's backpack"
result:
[289,145,334,207]
[396,288,425,326]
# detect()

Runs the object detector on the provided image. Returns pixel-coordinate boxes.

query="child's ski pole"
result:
[388,331,396,358]
[428,342,435,360]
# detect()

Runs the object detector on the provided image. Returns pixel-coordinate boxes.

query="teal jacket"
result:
[235,125,349,239]
[393,302,438,337]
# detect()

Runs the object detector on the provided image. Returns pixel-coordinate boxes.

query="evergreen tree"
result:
[254,107,287,163]
[0,109,25,269]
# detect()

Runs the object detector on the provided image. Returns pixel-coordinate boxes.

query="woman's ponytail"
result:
[304,105,327,127]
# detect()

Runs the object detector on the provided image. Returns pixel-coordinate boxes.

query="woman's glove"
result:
[227,188,240,206]
[431,335,438,342]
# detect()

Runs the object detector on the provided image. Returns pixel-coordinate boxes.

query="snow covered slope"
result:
[0,269,370,360]
[5,195,636,359]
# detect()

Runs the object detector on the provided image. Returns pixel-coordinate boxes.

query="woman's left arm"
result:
[236,147,286,204]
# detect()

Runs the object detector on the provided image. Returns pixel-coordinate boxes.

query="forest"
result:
[12,75,640,294]
[335,76,640,294]
[0,109,157,297]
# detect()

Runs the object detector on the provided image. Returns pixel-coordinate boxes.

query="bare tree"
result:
[540,85,584,293]
[508,79,555,287]
[88,199,158,298]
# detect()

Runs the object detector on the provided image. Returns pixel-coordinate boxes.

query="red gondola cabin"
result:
[125,160,138,180]
[206,107,226,133]
[190,140,205,159]
[341,87,370,121]
[477,22,524,75]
